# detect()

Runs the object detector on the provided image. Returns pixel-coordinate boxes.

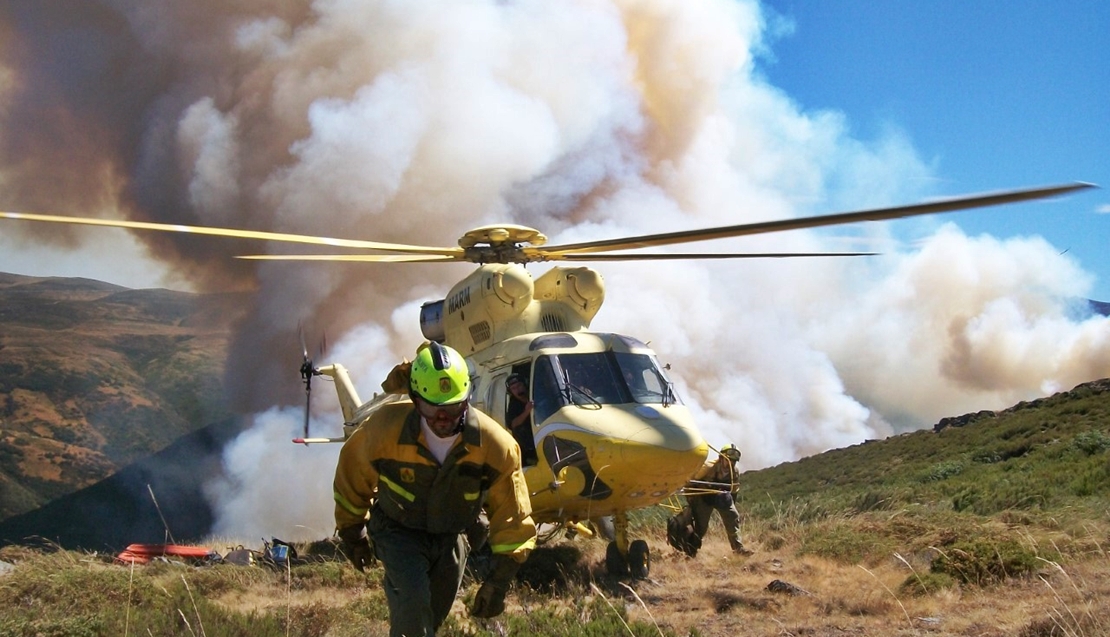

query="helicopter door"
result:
[486,372,509,427]
[504,364,537,466]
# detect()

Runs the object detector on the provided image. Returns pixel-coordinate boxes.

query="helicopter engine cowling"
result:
[420,264,609,355]
[419,300,446,343]
[422,264,535,353]
[483,263,534,318]
[532,266,604,325]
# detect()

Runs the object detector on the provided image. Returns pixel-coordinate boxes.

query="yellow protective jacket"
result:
[333,401,537,561]
[691,457,740,494]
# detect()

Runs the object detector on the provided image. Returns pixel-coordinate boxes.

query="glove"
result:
[469,554,520,619]
[338,524,374,571]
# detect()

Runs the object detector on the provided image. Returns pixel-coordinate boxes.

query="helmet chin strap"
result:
[452,404,467,435]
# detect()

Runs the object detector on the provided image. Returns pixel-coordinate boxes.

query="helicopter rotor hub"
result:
[457,224,548,264]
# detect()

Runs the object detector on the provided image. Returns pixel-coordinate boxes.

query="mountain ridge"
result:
[0,272,244,520]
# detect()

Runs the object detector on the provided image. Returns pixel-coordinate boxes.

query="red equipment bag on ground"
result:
[115,544,219,565]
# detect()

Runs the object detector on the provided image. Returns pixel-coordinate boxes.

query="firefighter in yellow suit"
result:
[333,342,537,636]
[687,444,753,555]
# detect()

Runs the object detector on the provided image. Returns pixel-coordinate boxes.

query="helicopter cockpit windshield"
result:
[531,350,682,422]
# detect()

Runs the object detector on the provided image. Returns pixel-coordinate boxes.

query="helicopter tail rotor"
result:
[298,327,324,444]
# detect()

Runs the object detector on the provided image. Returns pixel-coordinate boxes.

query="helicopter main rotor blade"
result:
[235,253,462,262]
[535,182,1096,257]
[2,182,1095,266]
[0,210,462,257]
[238,251,876,262]
[553,251,877,261]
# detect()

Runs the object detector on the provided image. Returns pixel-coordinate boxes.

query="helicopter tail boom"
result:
[316,364,362,424]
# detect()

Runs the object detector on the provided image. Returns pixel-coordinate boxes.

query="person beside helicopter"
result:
[504,373,538,467]
[685,444,753,556]
[333,342,537,636]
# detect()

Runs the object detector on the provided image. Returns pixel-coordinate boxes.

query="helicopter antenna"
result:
[298,326,323,444]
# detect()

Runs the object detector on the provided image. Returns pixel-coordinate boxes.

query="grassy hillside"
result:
[738,378,1110,522]
[1,379,1108,636]
[0,273,241,521]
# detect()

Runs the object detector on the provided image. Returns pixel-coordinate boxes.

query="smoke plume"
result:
[2,0,1107,540]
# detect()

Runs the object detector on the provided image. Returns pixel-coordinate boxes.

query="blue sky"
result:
[758,0,1110,301]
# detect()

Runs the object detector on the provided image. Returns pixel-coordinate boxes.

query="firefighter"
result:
[687,444,753,555]
[333,342,537,636]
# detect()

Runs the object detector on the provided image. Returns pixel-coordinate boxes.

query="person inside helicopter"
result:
[505,373,538,467]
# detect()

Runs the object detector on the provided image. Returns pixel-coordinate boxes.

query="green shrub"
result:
[929,538,1044,586]
[799,522,888,564]
[1073,430,1110,455]
[0,614,107,637]
[345,590,392,622]
[971,450,1003,464]
[852,490,894,513]
[951,487,980,513]
[898,571,957,596]
[924,460,965,482]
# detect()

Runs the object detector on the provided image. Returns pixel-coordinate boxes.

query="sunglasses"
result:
[415,396,467,420]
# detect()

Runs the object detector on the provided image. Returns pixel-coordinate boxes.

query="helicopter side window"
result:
[486,373,508,427]
[614,352,683,405]
[531,356,562,423]
[466,359,484,412]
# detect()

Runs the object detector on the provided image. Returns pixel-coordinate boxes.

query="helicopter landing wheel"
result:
[605,541,629,576]
[628,539,650,579]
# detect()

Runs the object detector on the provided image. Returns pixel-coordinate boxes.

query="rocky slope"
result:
[0,272,242,521]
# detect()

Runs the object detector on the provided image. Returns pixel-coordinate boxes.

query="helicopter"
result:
[0,181,1095,577]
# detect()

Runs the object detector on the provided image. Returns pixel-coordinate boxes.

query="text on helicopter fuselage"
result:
[447,286,472,314]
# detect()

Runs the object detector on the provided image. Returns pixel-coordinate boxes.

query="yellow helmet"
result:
[720,444,741,462]
[409,342,471,405]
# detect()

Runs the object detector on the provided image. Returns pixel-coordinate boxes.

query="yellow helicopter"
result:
[0,181,1094,577]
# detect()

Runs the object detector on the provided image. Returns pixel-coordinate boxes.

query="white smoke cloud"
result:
[809,226,1110,429]
[207,322,403,541]
[178,98,243,224]
[3,0,1107,541]
[206,408,337,542]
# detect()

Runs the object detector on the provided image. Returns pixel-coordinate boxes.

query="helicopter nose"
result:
[621,420,704,454]
[615,421,707,490]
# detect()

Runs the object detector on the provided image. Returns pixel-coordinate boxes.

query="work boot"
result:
[732,543,754,556]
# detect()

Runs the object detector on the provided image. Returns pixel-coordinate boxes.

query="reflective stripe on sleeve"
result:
[333,491,369,519]
[490,536,537,555]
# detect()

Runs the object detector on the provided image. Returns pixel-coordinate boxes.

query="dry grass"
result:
[495,520,1110,637]
[2,519,1109,637]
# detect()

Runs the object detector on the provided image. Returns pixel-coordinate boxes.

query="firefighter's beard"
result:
[413,394,467,438]
[422,403,467,438]
[427,414,461,438]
